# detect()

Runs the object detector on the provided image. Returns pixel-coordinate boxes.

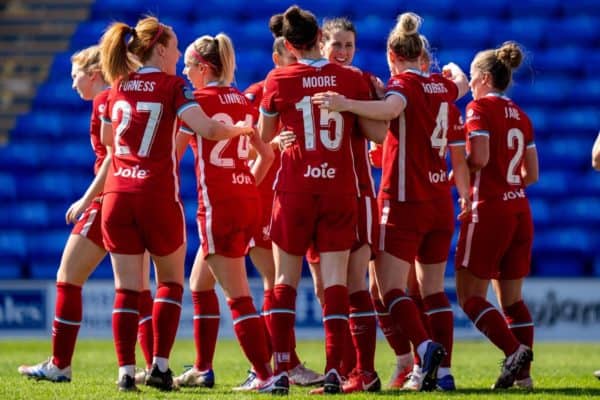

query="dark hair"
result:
[100,16,170,83]
[473,41,524,91]
[387,12,423,61]
[322,17,356,43]
[282,5,319,50]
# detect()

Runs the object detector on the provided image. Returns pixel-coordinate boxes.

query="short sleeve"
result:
[259,69,279,116]
[447,104,466,146]
[465,100,490,139]
[172,77,199,117]
[384,76,408,105]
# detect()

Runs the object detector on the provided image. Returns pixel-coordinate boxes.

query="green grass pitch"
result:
[1,339,599,399]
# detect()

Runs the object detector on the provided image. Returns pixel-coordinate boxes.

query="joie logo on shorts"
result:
[303,163,336,179]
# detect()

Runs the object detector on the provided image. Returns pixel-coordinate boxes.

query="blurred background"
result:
[0,0,598,285]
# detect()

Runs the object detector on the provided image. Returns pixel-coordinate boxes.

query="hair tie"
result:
[147,24,165,50]
[190,47,217,70]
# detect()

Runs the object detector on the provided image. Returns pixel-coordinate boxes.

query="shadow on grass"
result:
[377,387,600,397]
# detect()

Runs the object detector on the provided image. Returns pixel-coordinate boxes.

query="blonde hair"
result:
[71,45,102,73]
[472,41,524,91]
[185,33,235,86]
[99,16,170,83]
[387,12,423,61]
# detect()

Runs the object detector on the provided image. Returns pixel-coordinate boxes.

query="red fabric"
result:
[271,284,296,374]
[463,296,520,356]
[52,283,82,369]
[504,300,534,378]
[153,282,183,358]
[192,290,220,371]
[383,289,429,354]
[228,296,271,380]
[113,289,140,367]
[424,292,454,368]
[323,285,350,373]
[373,297,411,356]
[349,290,376,373]
[137,289,154,369]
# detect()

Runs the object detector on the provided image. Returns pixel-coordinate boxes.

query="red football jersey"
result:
[180,85,259,203]
[243,80,264,108]
[380,69,459,202]
[465,93,534,208]
[102,67,198,199]
[90,88,109,174]
[260,60,370,195]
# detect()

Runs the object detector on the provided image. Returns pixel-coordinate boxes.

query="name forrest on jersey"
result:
[119,80,156,92]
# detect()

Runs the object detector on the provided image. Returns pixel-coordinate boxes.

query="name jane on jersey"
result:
[503,188,526,201]
[114,165,149,179]
[302,75,337,88]
[303,163,336,179]
[119,80,156,92]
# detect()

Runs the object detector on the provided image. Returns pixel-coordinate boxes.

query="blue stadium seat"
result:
[34,80,85,111]
[0,141,41,170]
[455,0,508,18]
[498,18,548,49]
[529,197,551,227]
[545,16,599,48]
[554,198,600,225]
[435,48,473,71]
[12,111,64,139]
[190,19,242,41]
[594,257,600,277]
[89,0,146,22]
[354,16,391,50]
[27,231,68,263]
[534,228,592,254]
[437,18,493,50]
[574,171,600,197]
[525,170,569,198]
[17,172,76,201]
[0,260,21,279]
[88,257,113,280]
[534,254,586,277]
[69,21,106,50]
[547,109,600,135]
[238,20,275,53]
[411,0,454,18]
[29,261,58,279]
[536,48,583,75]
[51,141,96,169]
[0,172,17,200]
[47,51,73,82]
[538,137,595,170]
[511,77,571,107]
[507,0,561,17]
[0,202,49,230]
[347,0,401,19]
[560,0,600,16]
[0,231,27,259]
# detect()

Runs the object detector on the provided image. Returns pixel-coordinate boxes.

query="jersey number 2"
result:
[112,100,162,157]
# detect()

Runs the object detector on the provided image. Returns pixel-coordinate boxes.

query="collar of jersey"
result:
[485,91,510,100]
[137,66,161,74]
[298,58,329,67]
[404,68,429,77]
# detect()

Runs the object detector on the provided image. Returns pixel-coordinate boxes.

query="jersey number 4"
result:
[208,112,252,168]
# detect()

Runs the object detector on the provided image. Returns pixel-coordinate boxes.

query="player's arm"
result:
[181,106,254,141]
[65,146,112,224]
[175,128,192,161]
[249,133,274,185]
[313,91,406,121]
[357,118,389,144]
[442,62,469,99]
[521,145,539,186]
[592,131,600,171]
[449,145,471,220]
[466,132,489,172]
[258,111,279,144]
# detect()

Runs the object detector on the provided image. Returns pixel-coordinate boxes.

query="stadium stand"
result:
[0,0,599,280]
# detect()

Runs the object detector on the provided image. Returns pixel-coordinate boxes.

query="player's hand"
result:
[278,130,297,151]
[312,91,348,112]
[370,75,386,99]
[65,198,89,224]
[234,120,256,137]
[457,197,472,221]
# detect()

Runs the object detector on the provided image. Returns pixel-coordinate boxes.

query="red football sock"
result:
[52,282,82,369]
[373,297,411,356]
[192,290,220,371]
[113,289,140,367]
[463,296,520,357]
[262,289,274,357]
[424,292,454,368]
[323,285,350,373]
[349,290,377,373]
[383,289,429,354]
[271,284,296,375]
[339,323,356,377]
[503,300,534,378]
[228,296,271,380]
[153,282,183,359]
[137,289,153,369]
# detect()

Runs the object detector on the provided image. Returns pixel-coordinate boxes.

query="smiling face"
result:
[71,64,95,100]
[321,29,356,66]
[182,48,204,89]
[159,29,181,76]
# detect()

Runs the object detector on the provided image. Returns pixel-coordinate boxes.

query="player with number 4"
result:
[455,41,537,390]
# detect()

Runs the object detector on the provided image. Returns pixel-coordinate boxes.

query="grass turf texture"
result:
[1,340,599,399]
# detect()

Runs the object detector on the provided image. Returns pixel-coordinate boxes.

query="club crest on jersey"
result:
[183,87,195,100]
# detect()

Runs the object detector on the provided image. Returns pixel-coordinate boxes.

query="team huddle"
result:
[17,4,538,395]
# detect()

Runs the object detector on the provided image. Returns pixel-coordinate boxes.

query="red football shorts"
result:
[305,195,377,264]
[71,198,104,248]
[270,191,357,256]
[378,196,454,264]
[197,196,261,258]
[249,192,275,250]
[101,192,185,256]
[455,203,533,280]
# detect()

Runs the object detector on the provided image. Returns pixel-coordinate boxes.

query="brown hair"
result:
[269,13,286,54]
[281,5,319,50]
[99,16,170,83]
[387,12,423,61]
[472,41,523,91]
[321,17,356,43]
[185,33,236,86]
[71,45,102,73]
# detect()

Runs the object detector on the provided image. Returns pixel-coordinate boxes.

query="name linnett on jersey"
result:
[119,80,156,92]
[302,75,337,88]
[218,92,246,105]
